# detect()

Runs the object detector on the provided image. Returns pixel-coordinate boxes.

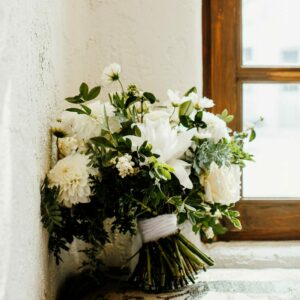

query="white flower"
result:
[198,112,230,143]
[127,116,196,189]
[61,102,120,140]
[143,110,170,122]
[201,162,241,205]
[51,120,71,137]
[203,227,214,239]
[245,121,255,129]
[58,137,79,157]
[115,154,135,178]
[194,97,215,110]
[48,154,95,207]
[167,89,184,106]
[101,63,121,85]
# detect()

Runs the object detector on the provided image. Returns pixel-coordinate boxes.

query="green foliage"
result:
[65,82,101,104]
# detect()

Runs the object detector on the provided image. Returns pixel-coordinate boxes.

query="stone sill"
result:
[202,241,300,268]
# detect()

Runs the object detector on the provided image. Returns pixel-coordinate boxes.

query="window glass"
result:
[243,0,300,66]
[243,83,300,198]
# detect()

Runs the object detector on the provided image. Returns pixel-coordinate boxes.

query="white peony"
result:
[198,111,230,143]
[201,162,241,205]
[61,102,120,140]
[101,63,121,85]
[48,154,95,207]
[58,137,79,157]
[127,116,196,189]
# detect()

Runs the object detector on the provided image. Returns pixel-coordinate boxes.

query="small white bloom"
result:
[203,227,214,239]
[213,209,222,219]
[101,63,121,85]
[201,162,241,205]
[51,120,71,137]
[58,137,79,157]
[116,154,135,178]
[198,112,230,143]
[245,121,255,129]
[48,154,96,207]
[167,89,184,106]
[194,97,215,110]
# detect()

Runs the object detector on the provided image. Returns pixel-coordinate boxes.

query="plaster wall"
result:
[0,0,67,299]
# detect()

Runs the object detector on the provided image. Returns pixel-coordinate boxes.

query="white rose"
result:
[201,162,241,205]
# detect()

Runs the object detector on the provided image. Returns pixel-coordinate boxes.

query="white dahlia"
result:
[201,162,241,205]
[48,154,95,207]
[198,112,230,143]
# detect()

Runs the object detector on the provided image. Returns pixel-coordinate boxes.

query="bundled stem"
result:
[129,232,214,292]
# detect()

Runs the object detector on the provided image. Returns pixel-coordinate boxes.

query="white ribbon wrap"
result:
[138,214,178,243]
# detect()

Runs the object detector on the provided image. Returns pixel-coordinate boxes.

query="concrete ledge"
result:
[89,269,300,299]
[203,241,300,268]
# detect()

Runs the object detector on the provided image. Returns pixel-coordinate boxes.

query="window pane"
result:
[242,0,300,66]
[243,84,300,198]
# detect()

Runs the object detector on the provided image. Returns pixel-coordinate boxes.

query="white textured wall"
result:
[0,0,66,299]
[0,1,202,299]
[63,0,203,98]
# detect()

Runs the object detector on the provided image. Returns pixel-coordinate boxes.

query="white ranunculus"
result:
[48,154,96,207]
[61,102,120,140]
[101,63,121,85]
[127,117,196,189]
[198,111,230,143]
[58,137,79,157]
[201,162,241,205]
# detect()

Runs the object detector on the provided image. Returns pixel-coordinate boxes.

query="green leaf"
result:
[90,136,115,148]
[179,115,194,128]
[66,108,87,114]
[65,96,84,104]
[195,111,203,123]
[143,92,156,104]
[80,82,89,99]
[179,100,193,116]
[125,96,138,108]
[249,129,256,142]
[184,86,197,96]
[87,86,101,101]
[80,104,92,115]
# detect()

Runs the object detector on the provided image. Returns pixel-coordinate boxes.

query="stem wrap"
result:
[138,214,178,243]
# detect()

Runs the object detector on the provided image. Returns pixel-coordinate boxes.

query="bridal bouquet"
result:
[41,63,255,292]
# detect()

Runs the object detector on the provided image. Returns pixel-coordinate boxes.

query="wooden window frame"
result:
[202,0,300,240]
